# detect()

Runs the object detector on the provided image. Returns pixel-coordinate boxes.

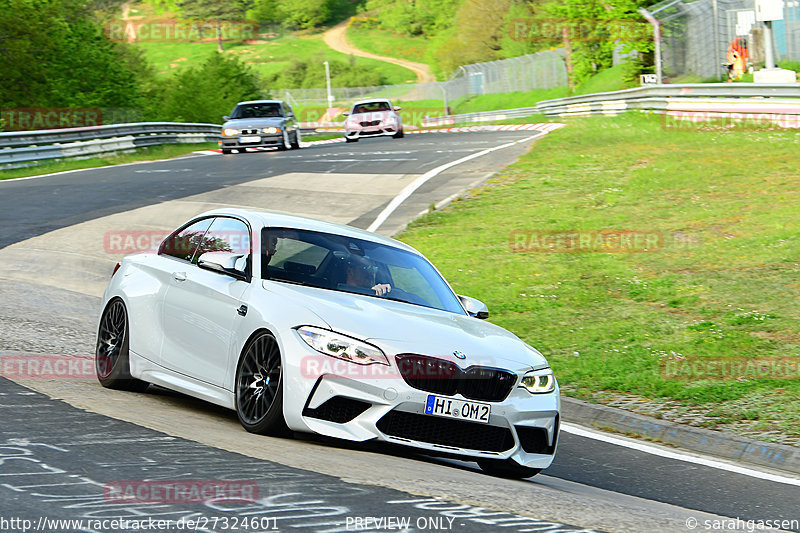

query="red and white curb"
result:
[195,123,565,155]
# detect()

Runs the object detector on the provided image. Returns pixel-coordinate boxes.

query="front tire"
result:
[477,459,541,479]
[290,129,301,149]
[345,136,358,143]
[393,129,404,139]
[277,130,290,151]
[95,299,148,392]
[222,148,232,154]
[235,331,289,435]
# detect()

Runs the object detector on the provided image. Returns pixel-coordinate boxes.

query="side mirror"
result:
[222,116,230,121]
[198,252,249,282]
[458,295,489,319]
[342,111,350,117]
[393,106,402,111]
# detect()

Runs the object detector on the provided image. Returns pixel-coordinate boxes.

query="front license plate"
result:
[425,395,491,424]
[239,135,260,143]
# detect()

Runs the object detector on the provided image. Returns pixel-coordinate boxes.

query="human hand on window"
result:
[372,283,391,296]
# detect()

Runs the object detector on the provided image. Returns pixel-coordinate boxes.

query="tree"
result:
[177,0,250,52]
[249,0,334,29]
[161,53,261,123]
[537,0,657,86]
[0,0,146,109]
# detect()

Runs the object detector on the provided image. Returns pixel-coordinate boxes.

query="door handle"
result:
[173,272,187,282]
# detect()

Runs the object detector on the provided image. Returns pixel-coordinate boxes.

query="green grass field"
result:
[136,34,416,86]
[345,23,431,66]
[397,114,800,440]
[127,2,416,85]
[135,35,416,86]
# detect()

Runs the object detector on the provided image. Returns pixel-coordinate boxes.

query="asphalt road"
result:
[1,131,798,532]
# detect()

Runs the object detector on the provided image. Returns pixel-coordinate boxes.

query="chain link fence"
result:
[281,49,568,107]
[651,0,800,81]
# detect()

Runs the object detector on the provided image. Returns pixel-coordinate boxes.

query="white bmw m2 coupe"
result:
[96,209,560,478]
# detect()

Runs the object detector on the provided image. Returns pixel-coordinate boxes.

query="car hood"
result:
[349,111,394,121]
[263,280,547,371]
[223,117,285,129]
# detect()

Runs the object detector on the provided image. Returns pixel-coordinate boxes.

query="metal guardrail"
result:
[536,83,800,117]
[421,83,800,126]
[421,108,541,127]
[0,122,222,169]
[4,83,800,168]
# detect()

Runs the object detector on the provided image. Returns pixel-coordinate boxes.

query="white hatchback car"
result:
[96,209,560,478]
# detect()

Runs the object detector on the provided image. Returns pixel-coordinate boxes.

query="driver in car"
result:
[346,256,391,296]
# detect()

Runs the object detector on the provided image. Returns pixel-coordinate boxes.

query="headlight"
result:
[296,326,388,366]
[222,128,238,136]
[520,368,556,394]
[262,127,280,134]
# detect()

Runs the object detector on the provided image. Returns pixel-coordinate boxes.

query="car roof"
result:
[194,208,419,254]
[351,99,393,106]
[235,100,284,105]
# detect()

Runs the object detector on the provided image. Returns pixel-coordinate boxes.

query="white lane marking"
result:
[304,158,418,163]
[561,422,800,487]
[0,154,210,183]
[366,131,550,232]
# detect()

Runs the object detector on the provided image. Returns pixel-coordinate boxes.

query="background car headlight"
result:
[520,369,556,394]
[262,127,280,134]
[297,326,388,366]
[222,128,239,136]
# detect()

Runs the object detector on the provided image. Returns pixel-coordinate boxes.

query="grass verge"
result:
[0,143,218,181]
[397,113,800,440]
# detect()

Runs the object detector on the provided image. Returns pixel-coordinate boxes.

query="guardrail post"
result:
[639,7,663,85]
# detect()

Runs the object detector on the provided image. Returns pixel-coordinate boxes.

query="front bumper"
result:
[220,134,283,150]
[281,333,560,469]
[344,125,399,139]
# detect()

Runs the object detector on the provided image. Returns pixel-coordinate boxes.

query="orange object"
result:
[726,38,749,80]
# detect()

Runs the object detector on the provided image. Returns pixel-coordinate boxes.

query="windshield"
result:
[262,228,465,314]
[230,103,283,119]
[353,102,391,114]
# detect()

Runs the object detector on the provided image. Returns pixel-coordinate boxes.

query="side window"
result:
[194,217,252,269]
[159,218,213,262]
[284,103,293,116]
